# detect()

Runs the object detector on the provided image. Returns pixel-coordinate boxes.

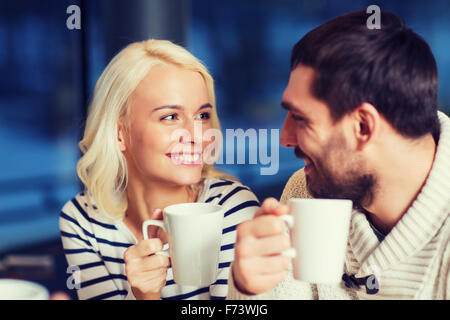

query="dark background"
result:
[0,0,449,298]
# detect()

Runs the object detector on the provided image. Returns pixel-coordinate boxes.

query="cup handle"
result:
[279,215,297,258]
[142,220,170,257]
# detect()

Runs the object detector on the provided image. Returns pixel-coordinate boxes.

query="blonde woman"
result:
[59,39,260,300]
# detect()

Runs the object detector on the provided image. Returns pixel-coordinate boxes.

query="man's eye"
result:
[161,114,178,121]
[291,113,306,122]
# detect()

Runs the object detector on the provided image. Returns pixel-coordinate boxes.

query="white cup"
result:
[142,202,224,287]
[0,279,49,300]
[281,198,353,284]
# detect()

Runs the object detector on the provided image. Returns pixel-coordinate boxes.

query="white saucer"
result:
[0,279,49,300]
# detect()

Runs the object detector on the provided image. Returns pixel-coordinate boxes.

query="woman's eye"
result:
[161,114,178,121]
[196,112,211,120]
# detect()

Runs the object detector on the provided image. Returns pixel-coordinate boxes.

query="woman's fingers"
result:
[124,237,170,299]
[126,253,170,275]
[124,238,163,263]
[127,267,168,294]
[145,208,164,238]
[152,208,163,220]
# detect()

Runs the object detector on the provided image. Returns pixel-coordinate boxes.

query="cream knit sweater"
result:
[228,111,450,300]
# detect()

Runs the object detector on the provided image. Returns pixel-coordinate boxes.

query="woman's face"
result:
[119,63,214,187]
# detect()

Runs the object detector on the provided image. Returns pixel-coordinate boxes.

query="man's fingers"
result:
[235,234,291,259]
[254,197,289,218]
[233,257,289,295]
[236,255,290,276]
[237,215,286,240]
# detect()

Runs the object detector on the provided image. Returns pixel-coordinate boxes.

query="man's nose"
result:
[280,113,297,148]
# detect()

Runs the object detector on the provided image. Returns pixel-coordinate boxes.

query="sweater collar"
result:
[350,111,450,277]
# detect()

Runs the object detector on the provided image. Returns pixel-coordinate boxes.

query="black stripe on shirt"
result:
[71,198,117,230]
[205,194,222,203]
[214,279,228,285]
[218,186,249,205]
[80,274,128,289]
[64,248,97,255]
[218,262,231,269]
[209,181,234,189]
[61,212,131,248]
[222,224,238,235]
[77,261,105,270]
[102,256,124,264]
[220,243,234,251]
[61,231,91,247]
[64,248,124,264]
[96,237,132,248]
[224,200,259,217]
[60,211,95,240]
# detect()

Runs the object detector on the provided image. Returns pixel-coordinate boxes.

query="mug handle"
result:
[279,215,297,258]
[142,220,170,257]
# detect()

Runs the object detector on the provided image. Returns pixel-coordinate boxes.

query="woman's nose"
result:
[178,119,203,147]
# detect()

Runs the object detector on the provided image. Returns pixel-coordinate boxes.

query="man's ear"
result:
[352,103,380,150]
[117,121,127,152]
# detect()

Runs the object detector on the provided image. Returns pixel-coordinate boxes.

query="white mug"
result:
[281,198,353,284]
[142,202,224,287]
[0,279,49,300]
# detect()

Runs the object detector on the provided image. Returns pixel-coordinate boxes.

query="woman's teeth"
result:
[170,153,201,163]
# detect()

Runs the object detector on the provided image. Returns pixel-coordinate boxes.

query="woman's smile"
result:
[166,152,203,165]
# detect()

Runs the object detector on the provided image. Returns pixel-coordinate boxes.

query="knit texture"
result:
[228,111,450,300]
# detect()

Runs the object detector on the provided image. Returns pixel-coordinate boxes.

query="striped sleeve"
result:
[209,181,260,299]
[59,198,128,300]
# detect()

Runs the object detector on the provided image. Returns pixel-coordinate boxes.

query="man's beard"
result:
[296,137,376,209]
[305,162,375,209]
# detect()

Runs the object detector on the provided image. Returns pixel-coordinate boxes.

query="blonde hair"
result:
[77,39,233,219]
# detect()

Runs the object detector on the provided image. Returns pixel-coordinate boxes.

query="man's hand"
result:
[232,197,291,295]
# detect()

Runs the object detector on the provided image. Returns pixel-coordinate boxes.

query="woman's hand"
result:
[124,238,170,300]
[124,208,169,300]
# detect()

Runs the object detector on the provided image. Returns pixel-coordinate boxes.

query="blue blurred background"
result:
[0,0,449,297]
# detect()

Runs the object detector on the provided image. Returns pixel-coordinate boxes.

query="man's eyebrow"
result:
[281,101,307,116]
[152,103,212,112]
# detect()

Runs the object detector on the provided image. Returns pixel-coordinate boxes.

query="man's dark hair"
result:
[291,10,440,139]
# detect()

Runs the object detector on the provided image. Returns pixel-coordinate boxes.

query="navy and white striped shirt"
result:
[59,178,259,300]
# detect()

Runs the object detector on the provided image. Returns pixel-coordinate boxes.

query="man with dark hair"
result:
[228,10,449,299]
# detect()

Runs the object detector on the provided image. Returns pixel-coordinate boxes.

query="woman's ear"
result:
[118,121,127,152]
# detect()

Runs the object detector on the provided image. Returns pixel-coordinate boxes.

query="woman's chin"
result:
[172,169,203,186]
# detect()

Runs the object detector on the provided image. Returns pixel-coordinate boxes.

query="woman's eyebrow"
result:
[152,103,212,112]
[198,103,212,111]
[152,105,182,112]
